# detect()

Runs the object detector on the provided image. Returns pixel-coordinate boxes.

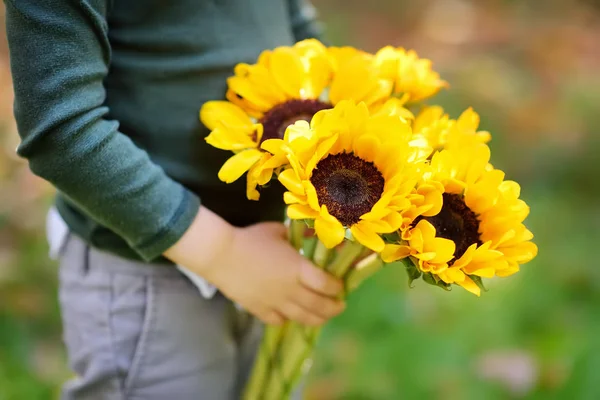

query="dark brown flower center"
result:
[310,152,385,226]
[258,99,331,143]
[415,193,482,264]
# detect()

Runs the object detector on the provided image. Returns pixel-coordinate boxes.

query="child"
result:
[5,1,345,399]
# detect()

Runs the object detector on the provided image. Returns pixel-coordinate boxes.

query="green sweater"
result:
[5,0,324,262]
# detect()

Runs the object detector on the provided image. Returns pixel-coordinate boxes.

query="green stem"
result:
[247,221,315,399]
[262,240,364,398]
[326,240,364,278]
[246,219,305,399]
[345,253,384,292]
[302,236,317,260]
[244,237,357,399]
[258,239,337,399]
[280,325,321,399]
[312,240,332,268]
[262,322,320,400]
[244,219,308,400]
[359,245,372,259]
[288,219,305,251]
[242,333,268,399]
[243,323,286,400]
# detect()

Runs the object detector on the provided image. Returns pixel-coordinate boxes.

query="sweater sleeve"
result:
[5,0,200,261]
[287,0,327,43]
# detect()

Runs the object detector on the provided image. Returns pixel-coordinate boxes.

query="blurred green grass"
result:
[1,0,599,399]
[312,188,600,399]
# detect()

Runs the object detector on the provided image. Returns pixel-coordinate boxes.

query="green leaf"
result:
[469,275,488,293]
[382,232,401,243]
[422,272,452,291]
[421,272,436,286]
[401,258,421,288]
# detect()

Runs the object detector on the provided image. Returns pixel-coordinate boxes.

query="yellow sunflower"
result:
[262,100,434,252]
[369,98,441,162]
[413,106,492,151]
[374,46,448,102]
[201,40,395,199]
[382,143,537,296]
[327,46,369,71]
[200,102,288,200]
[398,179,445,236]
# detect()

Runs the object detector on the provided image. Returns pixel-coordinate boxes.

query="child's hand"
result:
[209,222,345,326]
[164,207,345,326]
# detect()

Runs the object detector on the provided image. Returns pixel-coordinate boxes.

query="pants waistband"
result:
[67,233,184,278]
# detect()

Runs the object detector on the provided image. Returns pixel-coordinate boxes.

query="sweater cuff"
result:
[133,188,201,261]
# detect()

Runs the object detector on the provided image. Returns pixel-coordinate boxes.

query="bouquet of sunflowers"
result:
[199,40,538,400]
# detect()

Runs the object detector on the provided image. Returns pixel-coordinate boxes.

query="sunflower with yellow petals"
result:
[261,100,435,252]
[382,143,537,296]
[201,39,397,200]
[327,46,369,71]
[374,46,449,102]
[413,106,492,151]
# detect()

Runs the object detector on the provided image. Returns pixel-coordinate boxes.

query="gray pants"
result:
[57,234,264,400]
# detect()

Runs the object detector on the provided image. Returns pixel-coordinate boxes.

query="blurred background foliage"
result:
[0,0,598,399]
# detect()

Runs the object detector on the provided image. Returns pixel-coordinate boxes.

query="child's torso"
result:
[57,0,299,260]
[103,0,296,208]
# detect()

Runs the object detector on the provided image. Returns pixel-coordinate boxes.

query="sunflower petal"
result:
[417,184,444,217]
[217,149,263,183]
[501,241,538,264]
[414,220,437,241]
[284,191,306,205]
[234,63,288,105]
[246,179,260,201]
[374,46,399,80]
[457,275,481,296]
[227,76,276,112]
[200,101,254,130]
[226,89,264,119]
[269,47,306,99]
[246,163,263,201]
[351,223,385,252]
[381,211,404,232]
[413,106,446,133]
[366,115,412,144]
[372,97,414,120]
[205,126,257,151]
[315,206,346,248]
[329,55,379,105]
[381,244,412,263]
[304,133,339,176]
[361,78,394,106]
[259,153,289,172]
[456,107,480,132]
[469,267,496,278]
[278,168,305,196]
[496,264,520,277]
[261,138,286,155]
[428,238,456,263]
[303,51,332,99]
[304,182,321,211]
[349,135,378,164]
[464,144,491,184]
[288,204,319,220]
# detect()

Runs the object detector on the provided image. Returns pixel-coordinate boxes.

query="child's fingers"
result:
[291,288,346,319]
[258,222,288,239]
[279,302,326,326]
[298,262,343,297]
[254,306,285,326]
